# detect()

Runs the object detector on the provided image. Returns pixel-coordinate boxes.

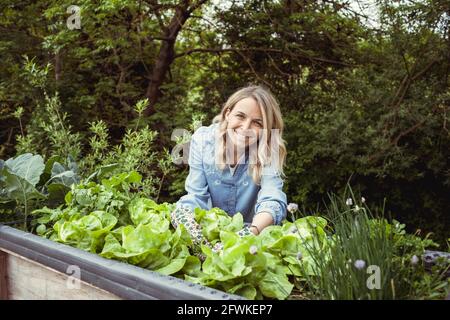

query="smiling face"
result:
[225,97,264,150]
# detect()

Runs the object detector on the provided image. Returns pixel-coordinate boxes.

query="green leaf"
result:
[128,197,157,225]
[259,270,294,300]
[40,155,63,185]
[64,190,73,205]
[1,168,46,204]
[55,210,117,252]
[86,163,119,182]
[66,155,79,174]
[180,255,202,277]
[155,257,187,275]
[74,188,94,206]
[47,183,70,203]
[49,162,79,187]
[228,283,257,300]
[102,171,142,189]
[122,224,171,253]
[5,153,45,186]
[44,155,64,176]
[101,233,126,259]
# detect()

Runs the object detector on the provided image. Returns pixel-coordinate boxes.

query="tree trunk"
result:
[144,0,208,116]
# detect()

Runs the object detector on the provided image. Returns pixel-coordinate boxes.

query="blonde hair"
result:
[212,85,287,185]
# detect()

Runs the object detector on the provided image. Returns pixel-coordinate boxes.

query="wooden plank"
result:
[1,249,121,300]
[0,250,7,299]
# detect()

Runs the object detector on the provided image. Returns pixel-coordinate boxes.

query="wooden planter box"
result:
[0,225,242,300]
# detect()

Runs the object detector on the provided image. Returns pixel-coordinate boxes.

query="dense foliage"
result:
[30,169,328,300]
[1,0,448,242]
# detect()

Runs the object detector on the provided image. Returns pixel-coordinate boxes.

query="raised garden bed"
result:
[1,224,448,300]
[0,224,242,300]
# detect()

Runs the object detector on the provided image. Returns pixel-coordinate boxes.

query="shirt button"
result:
[243,181,248,186]
[214,180,221,185]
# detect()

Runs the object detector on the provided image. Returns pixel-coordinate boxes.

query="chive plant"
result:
[291,187,449,300]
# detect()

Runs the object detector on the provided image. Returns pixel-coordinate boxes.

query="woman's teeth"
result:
[235,132,247,141]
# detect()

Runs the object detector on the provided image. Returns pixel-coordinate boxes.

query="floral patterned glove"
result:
[170,205,223,258]
[236,226,254,237]
[170,205,207,246]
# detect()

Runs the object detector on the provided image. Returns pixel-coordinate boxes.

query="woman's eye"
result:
[236,114,245,119]
[254,122,263,128]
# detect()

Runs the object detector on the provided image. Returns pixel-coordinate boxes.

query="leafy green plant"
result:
[293,191,449,300]
[12,58,174,204]
[30,170,329,299]
[0,153,45,229]
[186,207,329,299]
[188,230,294,300]
[79,99,176,200]
[0,153,79,229]
[14,57,83,160]
[32,173,198,276]
[29,175,449,300]
[101,219,196,276]
[53,210,118,253]
[33,171,164,241]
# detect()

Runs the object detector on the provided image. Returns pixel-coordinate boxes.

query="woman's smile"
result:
[231,128,257,145]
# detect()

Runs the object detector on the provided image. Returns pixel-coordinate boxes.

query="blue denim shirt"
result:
[176,123,287,225]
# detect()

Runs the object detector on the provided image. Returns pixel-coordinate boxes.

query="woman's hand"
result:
[249,211,274,235]
[249,225,260,235]
[170,205,206,246]
[170,205,222,258]
[235,212,274,237]
[170,207,275,255]
[236,226,253,237]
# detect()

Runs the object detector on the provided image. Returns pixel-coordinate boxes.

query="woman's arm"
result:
[170,127,217,257]
[252,165,288,233]
[175,127,211,211]
[249,211,273,235]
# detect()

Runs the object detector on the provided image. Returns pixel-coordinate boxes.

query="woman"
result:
[171,85,287,252]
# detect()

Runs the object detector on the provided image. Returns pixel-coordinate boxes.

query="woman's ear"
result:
[225,108,230,121]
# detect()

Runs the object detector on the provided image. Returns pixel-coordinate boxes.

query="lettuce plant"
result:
[183,215,329,300]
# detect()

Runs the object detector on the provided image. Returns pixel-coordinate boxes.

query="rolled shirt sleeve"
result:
[176,127,211,212]
[254,166,287,225]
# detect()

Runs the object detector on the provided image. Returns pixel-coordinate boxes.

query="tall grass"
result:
[293,187,449,300]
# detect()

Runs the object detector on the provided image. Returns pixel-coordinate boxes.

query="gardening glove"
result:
[170,205,207,246]
[170,205,223,258]
[236,225,254,237]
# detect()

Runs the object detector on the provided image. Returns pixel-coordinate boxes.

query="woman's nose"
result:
[241,119,251,130]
